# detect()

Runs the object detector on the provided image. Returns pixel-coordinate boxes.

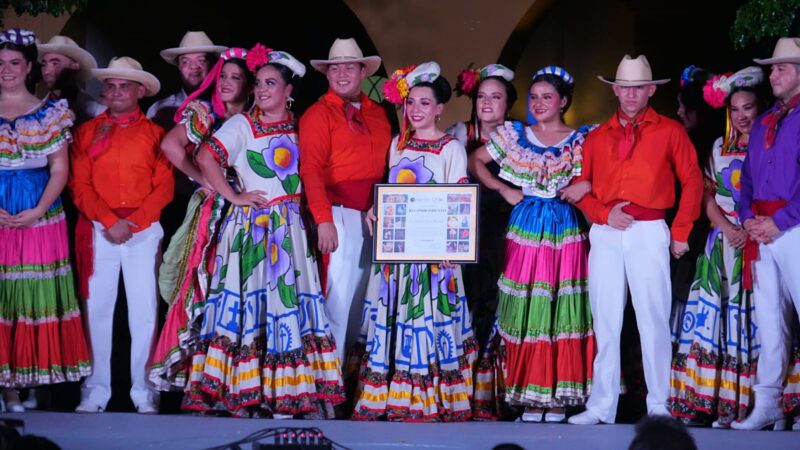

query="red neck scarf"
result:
[88,109,142,159]
[761,93,800,149]
[343,100,369,135]
[616,107,648,160]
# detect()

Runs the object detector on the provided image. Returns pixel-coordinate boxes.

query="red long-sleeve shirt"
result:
[575,107,702,242]
[298,89,391,224]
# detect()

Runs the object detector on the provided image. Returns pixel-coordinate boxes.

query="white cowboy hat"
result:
[310,38,381,76]
[36,35,98,80]
[160,31,226,65]
[598,54,670,86]
[91,56,160,97]
[754,37,800,65]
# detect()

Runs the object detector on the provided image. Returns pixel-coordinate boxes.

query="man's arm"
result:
[669,128,703,242]
[574,136,611,224]
[298,106,333,224]
[127,127,174,228]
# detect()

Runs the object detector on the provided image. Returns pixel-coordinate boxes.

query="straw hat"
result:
[91,57,160,97]
[160,31,226,65]
[310,38,381,76]
[598,54,670,86]
[754,37,800,65]
[37,35,98,80]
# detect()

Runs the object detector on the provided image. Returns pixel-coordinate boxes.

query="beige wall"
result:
[344,0,538,126]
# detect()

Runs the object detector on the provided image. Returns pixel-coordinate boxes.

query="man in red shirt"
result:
[567,55,703,425]
[300,38,391,365]
[70,57,173,414]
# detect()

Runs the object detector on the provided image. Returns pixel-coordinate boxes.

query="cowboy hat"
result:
[310,38,381,76]
[160,31,226,65]
[37,35,98,80]
[754,37,800,65]
[91,56,160,97]
[598,54,670,86]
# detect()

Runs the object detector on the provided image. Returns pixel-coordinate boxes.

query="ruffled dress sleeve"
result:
[486,121,594,197]
[179,100,217,146]
[0,99,74,167]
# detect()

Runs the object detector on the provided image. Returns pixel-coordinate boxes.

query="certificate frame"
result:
[372,183,480,263]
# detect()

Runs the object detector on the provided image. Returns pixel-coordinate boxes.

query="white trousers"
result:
[325,206,371,365]
[751,225,800,411]
[80,221,162,408]
[585,220,673,423]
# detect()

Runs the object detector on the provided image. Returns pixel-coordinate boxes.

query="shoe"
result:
[75,400,105,413]
[730,409,785,431]
[521,408,544,422]
[568,410,602,425]
[544,410,566,423]
[2,390,24,413]
[273,413,293,420]
[792,419,800,431]
[136,403,159,415]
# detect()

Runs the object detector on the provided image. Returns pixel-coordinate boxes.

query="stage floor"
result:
[1,411,798,450]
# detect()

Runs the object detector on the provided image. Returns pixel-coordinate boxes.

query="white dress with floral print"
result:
[182,110,344,417]
[352,134,478,422]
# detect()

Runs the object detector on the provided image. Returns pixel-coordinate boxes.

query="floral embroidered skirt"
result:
[669,226,759,425]
[352,263,478,422]
[474,196,593,418]
[149,188,226,391]
[181,197,345,417]
[0,168,90,387]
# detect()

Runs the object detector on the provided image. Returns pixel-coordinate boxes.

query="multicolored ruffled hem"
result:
[490,196,593,408]
[352,337,479,422]
[151,188,225,391]
[669,344,755,425]
[784,345,800,415]
[182,333,345,418]
[473,325,511,420]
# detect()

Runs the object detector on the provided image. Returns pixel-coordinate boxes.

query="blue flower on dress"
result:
[389,157,433,184]
[250,209,271,245]
[720,158,743,204]
[262,135,299,180]
[266,225,291,288]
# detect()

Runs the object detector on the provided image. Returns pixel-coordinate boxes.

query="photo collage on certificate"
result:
[445,193,472,254]
[380,193,408,254]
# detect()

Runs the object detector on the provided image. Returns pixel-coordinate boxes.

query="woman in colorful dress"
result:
[185,44,344,418]
[446,64,518,349]
[468,66,594,423]
[669,66,770,428]
[0,28,90,411]
[149,47,253,391]
[352,62,478,422]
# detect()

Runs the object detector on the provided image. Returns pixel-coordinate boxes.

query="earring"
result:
[436,114,441,122]
[286,96,295,110]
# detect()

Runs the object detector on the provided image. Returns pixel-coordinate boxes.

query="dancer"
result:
[149,47,253,390]
[732,37,800,431]
[448,63,518,346]
[0,28,90,412]
[568,54,703,425]
[300,38,391,366]
[352,62,478,422]
[71,56,173,414]
[185,45,345,418]
[669,66,766,427]
[469,66,594,422]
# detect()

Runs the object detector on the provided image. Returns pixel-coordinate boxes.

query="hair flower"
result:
[246,43,272,73]
[702,72,733,109]
[383,65,415,105]
[455,67,480,97]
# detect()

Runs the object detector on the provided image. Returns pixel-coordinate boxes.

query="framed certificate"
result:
[372,184,480,263]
